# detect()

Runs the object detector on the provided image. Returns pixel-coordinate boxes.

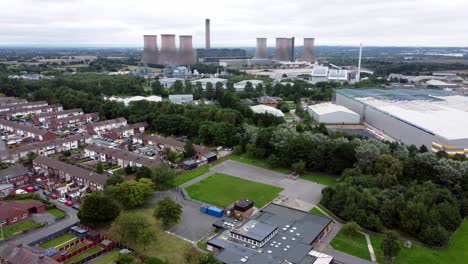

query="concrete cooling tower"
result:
[141,35,159,64]
[159,34,177,65]
[254,38,268,59]
[274,38,291,61]
[300,38,315,62]
[177,35,196,65]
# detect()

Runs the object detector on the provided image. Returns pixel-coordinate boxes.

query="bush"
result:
[382,231,401,261]
[292,160,306,174]
[419,224,450,246]
[14,193,39,200]
[342,221,360,237]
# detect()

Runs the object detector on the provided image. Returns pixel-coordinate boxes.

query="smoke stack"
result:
[300,38,315,62]
[290,37,295,61]
[178,35,196,65]
[159,34,177,65]
[141,35,159,65]
[357,43,363,82]
[205,19,211,49]
[254,38,268,59]
[274,38,290,61]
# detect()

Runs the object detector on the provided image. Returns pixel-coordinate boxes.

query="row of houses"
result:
[86,118,127,135]
[33,156,106,191]
[85,144,162,168]
[0,101,48,113]
[49,112,100,130]
[0,134,92,163]
[32,108,84,126]
[1,104,63,120]
[0,119,57,141]
[0,97,26,106]
[107,122,147,140]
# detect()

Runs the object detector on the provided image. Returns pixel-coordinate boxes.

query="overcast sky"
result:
[1,0,467,47]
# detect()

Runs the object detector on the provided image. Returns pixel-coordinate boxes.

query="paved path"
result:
[360,231,377,262]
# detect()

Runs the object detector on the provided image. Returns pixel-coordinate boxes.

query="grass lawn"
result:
[186,173,283,208]
[284,112,295,120]
[101,206,192,264]
[229,154,290,174]
[301,173,338,187]
[40,233,77,249]
[175,166,210,186]
[371,220,468,264]
[91,249,119,264]
[1,220,44,240]
[331,229,371,261]
[309,207,326,217]
[67,242,89,254]
[47,208,66,219]
[64,246,102,264]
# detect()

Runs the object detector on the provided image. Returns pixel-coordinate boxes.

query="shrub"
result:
[419,224,450,246]
[342,221,360,237]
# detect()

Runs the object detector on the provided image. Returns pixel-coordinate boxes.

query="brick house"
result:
[107,122,147,140]
[0,119,57,141]
[85,144,161,168]
[0,201,46,226]
[257,96,278,108]
[49,112,99,129]
[86,118,127,135]
[33,108,84,126]
[0,166,29,188]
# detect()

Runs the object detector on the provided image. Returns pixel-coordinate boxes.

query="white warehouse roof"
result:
[251,105,285,117]
[311,66,329,77]
[307,103,360,124]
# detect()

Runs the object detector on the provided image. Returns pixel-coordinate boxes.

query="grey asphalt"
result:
[150,189,217,243]
[13,194,79,245]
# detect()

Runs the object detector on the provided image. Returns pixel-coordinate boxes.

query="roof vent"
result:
[267,250,272,254]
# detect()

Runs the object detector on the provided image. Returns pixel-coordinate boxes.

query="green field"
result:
[186,173,283,208]
[229,154,290,174]
[41,233,77,249]
[47,208,66,219]
[174,166,210,186]
[331,229,371,261]
[309,207,326,217]
[1,220,44,240]
[301,173,338,187]
[91,249,119,264]
[371,220,468,264]
[64,246,103,264]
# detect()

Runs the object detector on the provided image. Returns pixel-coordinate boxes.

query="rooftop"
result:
[336,88,468,140]
[250,105,285,117]
[86,144,162,167]
[307,102,358,116]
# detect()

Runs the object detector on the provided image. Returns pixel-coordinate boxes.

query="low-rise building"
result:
[86,118,127,135]
[0,243,60,264]
[33,108,84,126]
[250,105,285,117]
[0,201,46,226]
[307,103,360,124]
[49,112,99,129]
[257,96,278,108]
[0,97,27,106]
[33,156,106,191]
[168,94,194,105]
[85,144,162,168]
[0,119,57,141]
[191,78,227,90]
[0,101,48,113]
[160,77,185,88]
[0,165,29,187]
[107,122,147,140]
[233,80,264,92]
[2,104,63,120]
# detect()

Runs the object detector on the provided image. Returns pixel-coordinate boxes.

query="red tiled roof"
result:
[0,242,60,264]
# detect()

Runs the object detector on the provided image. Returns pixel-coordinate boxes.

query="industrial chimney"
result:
[300,38,315,62]
[177,35,196,65]
[274,38,290,61]
[290,37,295,61]
[159,34,177,65]
[205,19,211,49]
[254,38,268,59]
[141,35,159,65]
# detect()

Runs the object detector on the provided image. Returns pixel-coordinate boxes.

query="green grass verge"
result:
[40,233,77,249]
[186,173,283,208]
[174,166,210,186]
[64,246,102,264]
[1,220,44,240]
[91,249,120,264]
[47,208,66,219]
[331,229,371,261]
[229,154,291,174]
[309,207,326,217]
[301,173,338,187]
[370,219,468,264]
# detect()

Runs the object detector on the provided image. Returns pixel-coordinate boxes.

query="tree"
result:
[140,229,155,251]
[26,152,38,164]
[185,247,203,264]
[152,164,177,190]
[198,254,221,264]
[342,221,360,237]
[154,197,183,229]
[173,80,184,94]
[184,141,195,158]
[109,178,154,208]
[118,253,138,264]
[291,160,306,174]
[381,231,400,262]
[125,165,136,175]
[419,224,450,246]
[77,192,121,226]
[106,174,125,186]
[135,166,153,180]
[96,161,104,173]
[115,213,151,242]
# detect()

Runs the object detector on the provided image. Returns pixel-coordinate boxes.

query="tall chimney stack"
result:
[205,19,211,49]
[254,38,268,59]
[290,37,295,61]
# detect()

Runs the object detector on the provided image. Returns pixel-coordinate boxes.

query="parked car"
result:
[50,194,58,199]
[25,186,35,193]
[42,190,51,196]
[15,189,27,195]
[72,204,80,210]
[33,185,41,191]
[65,201,73,207]
[58,198,67,203]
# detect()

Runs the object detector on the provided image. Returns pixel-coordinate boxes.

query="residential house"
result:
[0,243,60,264]
[33,156,106,191]
[49,112,99,129]
[0,101,48,113]
[257,96,278,108]
[0,200,46,226]
[2,104,63,120]
[107,122,147,140]
[0,165,29,187]
[85,144,162,168]
[0,119,57,141]
[33,108,84,126]
[86,118,127,135]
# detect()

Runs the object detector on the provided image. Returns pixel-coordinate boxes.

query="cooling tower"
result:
[300,38,315,62]
[177,35,196,65]
[290,37,295,61]
[159,34,177,65]
[274,38,290,61]
[141,35,159,64]
[205,19,211,49]
[254,38,268,59]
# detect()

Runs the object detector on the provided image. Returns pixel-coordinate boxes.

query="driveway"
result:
[150,189,217,243]
[207,160,325,211]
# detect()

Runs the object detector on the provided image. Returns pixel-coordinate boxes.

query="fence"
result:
[28,223,78,247]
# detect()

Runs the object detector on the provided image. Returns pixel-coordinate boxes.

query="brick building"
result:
[0,200,46,226]
[33,108,84,126]
[0,119,56,141]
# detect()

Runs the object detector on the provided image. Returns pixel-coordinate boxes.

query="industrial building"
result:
[191,78,227,90]
[233,80,264,92]
[196,48,248,64]
[254,38,268,59]
[207,203,333,264]
[251,105,285,117]
[334,88,468,155]
[300,38,315,62]
[307,103,360,124]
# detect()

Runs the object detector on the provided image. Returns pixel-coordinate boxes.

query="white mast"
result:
[357,43,362,82]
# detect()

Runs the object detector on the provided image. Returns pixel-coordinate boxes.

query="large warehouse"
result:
[334,88,468,155]
[307,103,360,124]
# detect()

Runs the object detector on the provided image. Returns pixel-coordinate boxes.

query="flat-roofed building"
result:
[191,78,227,90]
[234,80,264,92]
[169,94,194,105]
[307,103,360,124]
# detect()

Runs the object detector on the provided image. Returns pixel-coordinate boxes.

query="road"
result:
[10,194,79,246]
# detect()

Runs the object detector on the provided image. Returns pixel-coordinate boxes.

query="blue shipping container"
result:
[207,206,223,218]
